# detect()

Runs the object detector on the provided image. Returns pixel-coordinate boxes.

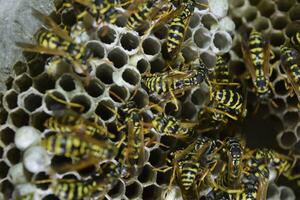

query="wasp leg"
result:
[54,156,100,173]
[205,107,238,121]
[47,91,85,112]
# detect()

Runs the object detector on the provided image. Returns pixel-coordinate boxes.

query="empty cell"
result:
[44,91,67,112]
[1,180,14,199]
[86,41,105,59]
[212,31,232,53]
[181,102,197,119]
[98,26,117,44]
[24,93,42,112]
[84,79,105,98]
[164,101,180,116]
[271,15,289,30]
[191,88,207,105]
[115,15,127,28]
[33,73,55,93]
[184,28,192,41]
[255,17,270,31]
[30,112,50,132]
[142,185,162,200]
[286,22,300,39]
[189,13,200,28]
[108,48,128,68]
[138,164,155,184]
[131,90,149,109]
[201,13,218,30]
[150,57,166,73]
[61,7,76,26]
[153,25,168,39]
[0,147,3,158]
[148,148,164,167]
[279,186,296,200]
[13,61,27,76]
[28,58,46,77]
[122,68,140,86]
[244,7,258,22]
[0,161,9,178]
[271,98,286,112]
[275,79,290,96]
[142,37,161,56]
[42,195,60,200]
[200,52,216,68]
[144,131,159,149]
[125,181,142,199]
[58,74,77,92]
[286,94,299,108]
[6,76,14,90]
[120,32,139,51]
[95,100,116,121]
[283,111,299,127]
[156,169,172,186]
[136,58,150,74]
[0,127,15,145]
[108,179,125,198]
[277,0,295,12]
[289,4,300,21]
[267,183,280,199]
[96,64,114,85]
[270,32,285,47]
[182,47,198,63]
[4,90,18,110]
[10,109,29,128]
[109,85,128,103]
[258,0,276,17]
[6,147,21,165]
[14,74,32,92]
[279,131,297,148]
[70,95,92,113]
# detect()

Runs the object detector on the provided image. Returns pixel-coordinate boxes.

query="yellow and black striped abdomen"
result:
[280,46,300,87]
[143,74,169,94]
[37,31,64,50]
[213,55,230,83]
[180,160,199,190]
[249,30,264,68]
[167,17,186,54]
[214,89,243,111]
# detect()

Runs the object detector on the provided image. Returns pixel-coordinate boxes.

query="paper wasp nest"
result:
[0,0,299,199]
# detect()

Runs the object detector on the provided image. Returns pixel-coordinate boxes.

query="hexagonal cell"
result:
[13,61,27,76]
[136,58,150,74]
[200,52,216,68]
[142,37,161,57]
[120,32,139,52]
[277,0,296,12]
[257,0,276,17]
[9,108,29,128]
[61,7,77,26]
[109,85,128,104]
[142,184,162,200]
[33,73,55,93]
[70,95,92,113]
[1,179,14,199]
[286,95,299,108]
[95,99,116,122]
[122,68,140,87]
[271,15,289,30]
[28,57,46,77]
[98,26,118,45]
[279,186,296,200]
[181,102,197,120]
[156,169,172,186]
[148,148,165,168]
[189,13,200,29]
[14,74,32,93]
[255,17,270,31]
[278,131,297,149]
[108,179,125,198]
[4,90,18,110]
[283,111,299,127]
[84,79,105,98]
[44,91,67,112]
[95,63,114,85]
[201,13,218,30]
[274,79,290,96]
[86,41,105,59]
[270,98,286,112]
[191,88,207,106]
[138,164,156,185]
[267,183,280,199]
[289,4,300,21]
[6,147,21,165]
[30,111,51,132]
[270,32,285,47]
[182,46,198,63]
[153,25,168,40]
[0,108,8,125]
[23,93,43,113]
[42,194,60,200]
[57,74,77,92]
[0,161,10,178]
[244,7,258,22]
[125,181,142,199]
[267,115,284,133]
[232,0,245,7]
[150,57,166,73]
[0,127,15,145]
[212,31,232,53]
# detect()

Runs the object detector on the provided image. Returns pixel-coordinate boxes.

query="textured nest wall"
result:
[0,0,299,200]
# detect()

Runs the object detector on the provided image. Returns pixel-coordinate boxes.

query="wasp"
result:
[280,45,300,106]
[241,28,274,102]
[34,162,120,200]
[16,9,92,78]
[143,63,208,110]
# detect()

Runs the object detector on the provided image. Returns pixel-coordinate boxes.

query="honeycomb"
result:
[0,0,299,199]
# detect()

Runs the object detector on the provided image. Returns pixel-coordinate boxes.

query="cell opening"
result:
[289,5,300,21]
[24,93,42,112]
[107,48,128,68]
[150,57,165,73]
[153,25,168,39]
[96,64,114,85]
[122,68,140,86]
[15,74,32,92]
[108,179,125,198]
[270,32,285,47]
[279,131,297,148]
[28,58,45,77]
[142,37,161,56]
[148,148,164,167]
[42,195,60,200]
[277,0,295,12]
[6,147,21,165]
[70,95,92,113]
[194,28,211,49]
[13,61,27,75]
[86,41,105,59]
[1,180,14,199]
[213,31,232,53]
[44,91,67,111]
[191,88,206,105]
[164,101,180,116]
[258,1,275,17]
[61,7,77,26]
[33,171,51,190]
[58,74,76,92]
[109,85,128,103]
[255,18,269,31]
[280,187,295,199]
[286,95,299,108]
[136,58,150,74]
[98,26,117,44]
[156,169,172,185]
[84,79,105,97]
[10,109,29,128]
[131,90,149,109]
[271,15,289,30]
[33,73,55,93]
[181,102,197,119]
[283,111,299,127]
[95,100,115,121]
[201,13,218,30]
[125,181,142,199]
[232,0,245,7]
[30,111,50,132]
[266,184,280,198]
[200,52,216,68]
[120,32,139,51]
[274,80,290,96]
[0,161,9,179]
[244,7,257,22]
[0,127,15,145]
[142,185,162,200]
[182,47,198,63]
[189,13,200,28]
[138,164,155,184]
[271,98,286,112]
[4,90,18,110]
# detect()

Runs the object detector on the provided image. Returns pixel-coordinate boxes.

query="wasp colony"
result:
[1,0,300,199]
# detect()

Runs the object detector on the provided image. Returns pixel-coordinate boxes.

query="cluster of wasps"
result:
[16,0,300,199]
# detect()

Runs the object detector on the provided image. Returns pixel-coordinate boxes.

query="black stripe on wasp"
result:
[41,91,117,173]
